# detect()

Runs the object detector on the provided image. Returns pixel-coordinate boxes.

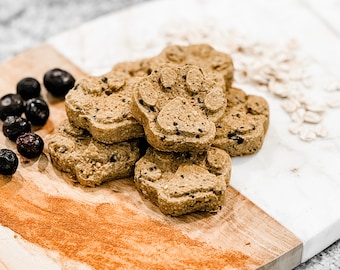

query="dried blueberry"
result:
[16,132,44,159]
[0,93,25,121]
[0,149,19,175]
[43,68,75,97]
[16,77,41,100]
[2,116,31,141]
[25,98,49,126]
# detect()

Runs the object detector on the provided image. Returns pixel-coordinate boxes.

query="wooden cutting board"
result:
[0,44,302,270]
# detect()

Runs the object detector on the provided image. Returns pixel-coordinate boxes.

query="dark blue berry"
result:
[43,68,75,97]
[25,98,49,126]
[2,116,31,141]
[16,132,44,159]
[16,77,41,100]
[0,149,19,175]
[0,94,25,121]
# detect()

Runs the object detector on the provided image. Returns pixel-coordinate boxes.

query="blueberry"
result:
[43,68,75,97]
[0,93,25,121]
[16,77,41,100]
[2,116,31,141]
[25,98,49,126]
[16,132,44,159]
[0,149,19,175]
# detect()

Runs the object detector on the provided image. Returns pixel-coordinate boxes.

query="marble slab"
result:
[47,0,340,263]
[303,0,340,37]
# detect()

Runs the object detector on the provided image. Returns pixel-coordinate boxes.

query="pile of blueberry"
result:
[0,68,75,176]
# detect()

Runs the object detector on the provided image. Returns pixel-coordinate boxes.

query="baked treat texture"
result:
[112,44,234,88]
[213,87,270,156]
[112,58,152,78]
[153,44,234,89]
[48,120,140,187]
[65,71,144,144]
[134,146,232,216]
[130,64,227,152]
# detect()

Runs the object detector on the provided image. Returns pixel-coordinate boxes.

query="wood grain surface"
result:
[0,44,302,269]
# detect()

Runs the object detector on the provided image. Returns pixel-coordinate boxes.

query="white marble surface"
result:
[1,0,340,269]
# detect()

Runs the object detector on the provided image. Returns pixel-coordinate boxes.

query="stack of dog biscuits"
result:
[130,62,231,216]
[48,120,140,187]
[112,44,233,88]
[48,44,269,216]
[48,71,143,187]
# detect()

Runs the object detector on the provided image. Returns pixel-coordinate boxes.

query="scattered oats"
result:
[281,98,301,113]
[314,124,328,138]
[303,111,322,124]
[268,80,289,98]
[275,71,290,82]
[305,103,327,113]
[277,63,291,73]
[291,108,306,123]
[289,122,302,135]
[299,127,317,142]
[250,73,269,86]
[275,52,295,63]
[257,85,270,92]
[302,78,312,88]
[289,68,306,81]
[289,87,306,102]
[325,81,340,92]
[326,96,340,108]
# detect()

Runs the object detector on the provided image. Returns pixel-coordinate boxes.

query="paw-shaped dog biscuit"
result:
[213,88,270,156]
[65,71,144,144]
[134,146,232,216]
[131,64,227,152]
[48,120,140,187]
[112,44,234,89]
[153,44,234,89]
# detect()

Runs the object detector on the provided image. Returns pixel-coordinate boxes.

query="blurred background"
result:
[0,0,153,62]
[0,0,339,269]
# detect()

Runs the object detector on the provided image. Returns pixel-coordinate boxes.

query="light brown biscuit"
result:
[48,120,140,187]
[153,44,234,89]
[213,88,270,156]
[134,146,232,216]
[131,64,227,152]
[65,71,144,144]
[112,59,152,78]
[112,44,234,89]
